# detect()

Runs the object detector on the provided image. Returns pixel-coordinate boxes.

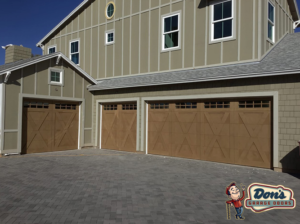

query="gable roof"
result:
[37,0,300,48]
[36,0,89,47]
[88,32,300,91]
[0,52,97,84]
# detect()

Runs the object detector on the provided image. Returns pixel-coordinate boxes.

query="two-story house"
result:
[1,0,300,173]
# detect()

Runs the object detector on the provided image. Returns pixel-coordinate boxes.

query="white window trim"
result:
[69,39,80,65]
[268,1,275,43]
[48,67,64,86]
[210,0,236,44]
[48,45,57,54]
[105,30,115,45]
[161,11,181,52]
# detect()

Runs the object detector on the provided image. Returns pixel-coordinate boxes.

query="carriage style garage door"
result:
[22,100,79,154]
[148,99,272,168]
[101,103,137,152]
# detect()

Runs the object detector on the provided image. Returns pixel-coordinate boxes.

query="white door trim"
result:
[141,91,279,168]
[95,97,140,151]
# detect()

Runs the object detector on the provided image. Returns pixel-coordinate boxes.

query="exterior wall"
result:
[260,0,295,58]
[42,0,295,80]
[92,74,300,172]
[0,59,94,153]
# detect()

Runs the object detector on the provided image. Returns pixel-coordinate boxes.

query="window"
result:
[55,104,77,110]
[105,2,115,19]
[205,101,230,109]
[106,30,114,45]
[239,100,270,108]
[70,40,79,65]
[122,104,137,110]
[162,13,180,51]
[150,103,169,109]
[211,0,234,42]
[175,102,197,109]
[268,2,275,42]
[48,46,56,54]
[104,105,117,110]
[48,68,64,86]
[24,102,49,109]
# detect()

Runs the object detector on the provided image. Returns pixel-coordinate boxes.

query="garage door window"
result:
[55,104,77,110]
[122,104,137,110]
[239,100,270,108]
[104,105,118,110]
[150,103,169,109]
[205,101,230,108]
[175,102,197,109]
[24,102,49,109]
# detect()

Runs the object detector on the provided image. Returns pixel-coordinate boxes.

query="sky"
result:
[0,0,300,65]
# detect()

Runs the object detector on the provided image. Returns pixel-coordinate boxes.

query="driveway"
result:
[0,149,299,224]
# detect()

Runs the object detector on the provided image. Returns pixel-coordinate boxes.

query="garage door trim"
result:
[96,97,140,152]
[15,94,85,154]
[141,91,279,168]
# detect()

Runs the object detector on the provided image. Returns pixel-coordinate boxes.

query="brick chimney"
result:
[2,44,32,64]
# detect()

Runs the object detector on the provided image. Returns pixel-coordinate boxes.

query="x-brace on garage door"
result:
[148,100,272,169]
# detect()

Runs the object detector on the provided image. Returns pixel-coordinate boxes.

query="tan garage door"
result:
[101,103,137,152]
[22,100,79,154]
[148,100,272,168]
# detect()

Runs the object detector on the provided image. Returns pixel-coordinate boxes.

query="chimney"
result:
[2,44,32,64]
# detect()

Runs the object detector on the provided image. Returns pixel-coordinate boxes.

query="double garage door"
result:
[148,99,272,169]
[22,100,79,154]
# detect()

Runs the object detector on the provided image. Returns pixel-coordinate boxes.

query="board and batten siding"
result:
[43,0,295,80]
[0,59,94,153]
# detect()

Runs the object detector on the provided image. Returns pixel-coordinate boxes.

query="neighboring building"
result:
[1,0,300,173]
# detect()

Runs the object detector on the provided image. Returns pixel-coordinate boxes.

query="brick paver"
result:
[0,149,299,224]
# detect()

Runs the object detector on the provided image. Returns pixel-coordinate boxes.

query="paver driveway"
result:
[0,148,299,224]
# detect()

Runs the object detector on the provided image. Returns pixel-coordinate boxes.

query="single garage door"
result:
[22,100,79,154]
[148,99,271,168]
[101,103,137,152]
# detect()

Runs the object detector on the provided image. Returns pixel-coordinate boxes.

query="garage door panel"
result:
[148,99,272,169]
[22,100,79,154]
[172,144,199,159]
[101,103,137,152]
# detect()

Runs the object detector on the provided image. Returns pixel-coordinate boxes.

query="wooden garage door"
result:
[22,100,79,154]
[101,103,137,152]
[148,100,272,169]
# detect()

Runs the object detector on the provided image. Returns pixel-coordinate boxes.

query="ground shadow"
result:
[280,146,300,179]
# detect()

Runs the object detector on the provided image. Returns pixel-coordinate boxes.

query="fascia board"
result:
[36,0,89,47]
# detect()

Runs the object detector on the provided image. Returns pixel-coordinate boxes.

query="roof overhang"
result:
[36,0,90,48]
[0,52,97,85]
[287,0,300,21]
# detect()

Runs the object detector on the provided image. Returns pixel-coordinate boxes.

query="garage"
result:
[148,99,272,168]
[101,103,137,152]
[22,100,79,154]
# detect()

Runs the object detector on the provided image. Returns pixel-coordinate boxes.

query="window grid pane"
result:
[49,47,55,54]
[164,32,179,49]
[104,105,117,110]
[175,102,197,109]
[239,101,270,108]
[268,3,274,22]
[51,71,60,82]
[107,4,114,17]
[150,103,169,109]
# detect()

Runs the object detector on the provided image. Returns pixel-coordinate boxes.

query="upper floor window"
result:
[162,13,180,51]
[105,2,115,20]
[106,30,114,45]
[70,40,79,65]
[48,46,56,54]
[211,0,234,42]
[268,2,275,42]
